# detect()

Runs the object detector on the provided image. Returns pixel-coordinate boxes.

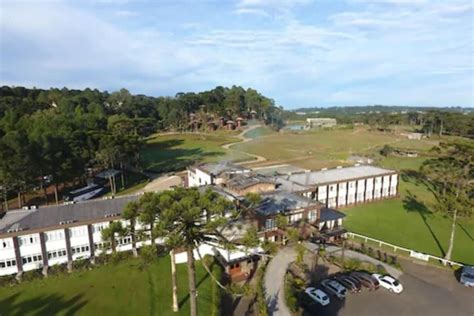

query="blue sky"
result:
[1,0,473,108]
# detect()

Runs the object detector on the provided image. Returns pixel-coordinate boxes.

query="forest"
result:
[0,85,281,208]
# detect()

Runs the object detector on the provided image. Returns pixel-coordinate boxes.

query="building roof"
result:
[226,174,274,191]
[255,191,319,216]
[0,195,138,235]
[197,185,239,202]
[277,165,396,187]
[274,177,309,193]
[319,208,346,222]
[252,164,309,176]
[198,161,250,176]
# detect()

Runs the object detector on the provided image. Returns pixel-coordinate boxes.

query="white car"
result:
[305,287,330,306]
[372,274,403,294]
[321,279,347,299]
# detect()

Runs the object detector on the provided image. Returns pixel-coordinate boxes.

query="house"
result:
[213,245,263,282]
[187,161,250,187]
[253,191,346,243]
[268,165,398,209]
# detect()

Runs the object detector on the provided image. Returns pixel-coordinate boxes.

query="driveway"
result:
[264,247,296,316]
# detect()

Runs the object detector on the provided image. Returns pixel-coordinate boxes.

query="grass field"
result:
[235,127,408,169]
[141,133,249,173]
[0,256,219,316]
[342,175,474,264]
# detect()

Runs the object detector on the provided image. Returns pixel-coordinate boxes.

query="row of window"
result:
[22,254,42,265]
[1,240,12,249]
[0,258,16,269]
[48,249,67,259]
[72,245,90,255]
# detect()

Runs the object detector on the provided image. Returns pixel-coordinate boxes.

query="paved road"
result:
[264,247,296,316]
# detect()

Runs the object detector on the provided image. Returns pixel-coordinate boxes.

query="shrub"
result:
[139,245,158,265]
[284,274,299,314]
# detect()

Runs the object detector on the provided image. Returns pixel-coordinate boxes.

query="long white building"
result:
[271,165,398,208]
[0,196,143,277]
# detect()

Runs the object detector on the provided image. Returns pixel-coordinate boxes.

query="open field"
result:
[0,256,219,316]
[141,133,250,173]
[234,127,438,169]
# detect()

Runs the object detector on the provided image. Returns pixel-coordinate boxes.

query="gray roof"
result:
[197,185,239,202]
[198,161,250,176]
[0,195,138,235]
[253,164,309,176]
[277,165,396,187]
[226,174,274,191]
[274,177,309,193]
[319,208,346,222]
[255,191,319,216]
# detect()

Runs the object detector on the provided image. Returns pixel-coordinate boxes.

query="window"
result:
[21,254,42,265]
[0,258,16,269]
[265,218,276,230]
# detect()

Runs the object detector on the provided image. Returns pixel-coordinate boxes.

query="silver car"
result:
[460,266,474,287]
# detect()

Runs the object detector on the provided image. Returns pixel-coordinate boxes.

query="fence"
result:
[346,232,464,268]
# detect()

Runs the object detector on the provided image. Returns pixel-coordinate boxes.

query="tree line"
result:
[0,85,281,210]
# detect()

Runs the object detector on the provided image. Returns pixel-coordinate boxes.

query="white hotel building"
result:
[0,196,141,277]
[273,165,399,208]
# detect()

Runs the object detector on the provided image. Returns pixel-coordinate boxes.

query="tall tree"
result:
[421,141,473,261]
[101,221,126,254]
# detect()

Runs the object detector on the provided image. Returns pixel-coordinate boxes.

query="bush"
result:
[0,275,17,287]
[72,258,91,270]
[139,245,158,265]
[21,270,43,282]
[284,274,299,314]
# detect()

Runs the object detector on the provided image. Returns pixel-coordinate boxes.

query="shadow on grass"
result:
[403,191,445,257]
[141,139,224,173]
[458,223,474,242]
[0,292,87,316]
[178,264,212,309]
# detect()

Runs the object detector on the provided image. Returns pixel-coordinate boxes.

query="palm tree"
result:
[123,200,140,257]
[101,221,126,254]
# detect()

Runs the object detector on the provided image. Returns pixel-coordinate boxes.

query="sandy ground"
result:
[139,175,182,193]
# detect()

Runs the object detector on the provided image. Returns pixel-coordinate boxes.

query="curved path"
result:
[265,247,296,316]
[222,125,267,164]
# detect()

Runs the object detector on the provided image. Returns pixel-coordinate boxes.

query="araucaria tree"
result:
[156,187,235,316]
[421,140,473,261]
[101,221,126,254]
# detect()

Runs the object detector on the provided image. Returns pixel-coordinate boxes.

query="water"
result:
[285,124,305,131]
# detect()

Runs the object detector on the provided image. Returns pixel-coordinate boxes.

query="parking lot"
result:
[303,260,474,316]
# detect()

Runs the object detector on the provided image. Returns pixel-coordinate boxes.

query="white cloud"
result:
[234,8,270,17]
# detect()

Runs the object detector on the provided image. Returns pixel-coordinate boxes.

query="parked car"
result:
[305,287,330,306]
[321,279,347,299]
[344,274,363,291]
[351,271,379,290]
[333,274,361,293]
[460,266,474,287]
[372,274,403,293]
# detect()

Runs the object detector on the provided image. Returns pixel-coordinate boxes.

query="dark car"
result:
[351,271,379,290]
[333,275,361,293]
[344,274,363,291]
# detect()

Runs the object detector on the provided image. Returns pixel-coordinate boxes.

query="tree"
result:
[101,221,126,254]
[122,201,140,257]
[421,141,473,261]
[157,187,235,316]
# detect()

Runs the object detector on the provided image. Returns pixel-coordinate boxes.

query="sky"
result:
[0,0,473,109]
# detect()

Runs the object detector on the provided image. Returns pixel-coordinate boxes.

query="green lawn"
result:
[141,134,250,173]
[235,128,401,169]
[342,167,474,265]
[0,256,219,316]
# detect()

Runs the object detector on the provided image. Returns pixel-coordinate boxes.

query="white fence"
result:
[346,232,464,268]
